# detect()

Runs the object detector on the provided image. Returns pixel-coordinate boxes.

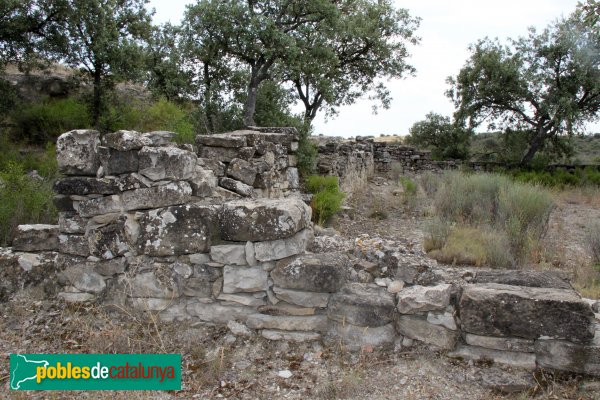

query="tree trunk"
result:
[244,73,259,126]
[92,68,102,127]
[520,127,548,166]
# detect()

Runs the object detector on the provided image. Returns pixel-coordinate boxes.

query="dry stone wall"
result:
[313,139,374,193]
[1,128,599,378]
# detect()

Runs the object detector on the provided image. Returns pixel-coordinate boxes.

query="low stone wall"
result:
[2,128,599,378]
[313,139,374,193]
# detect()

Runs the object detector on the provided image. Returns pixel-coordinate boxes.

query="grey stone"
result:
[186,302,255,324]
[474,270,572,289]
[254,229,313,262]
[192,264,222,281]
[271,252,351,293]
[56,130,100,175]
[460,283,595,342]
[88,220,129,260]
[258,303,316,316]
[328,283,396,327]
[238,147,256,160]
[397,284,452,314]
[122,181,192,211]
[94,257,128,276]
[198,146,240,163]
[465,334,535,353]
[141,131,176,146]
[219,177,253,197]
[246,313,328,332]
[227,320,254,337]
[129,271,176,298]
[227,158,257,186]
[58,234,89,257]
[220,198,311,242]
[98,147,139,175]
[189,167,217,197]
[218,293,266,307]
[328,322,396,351]
[114,173,151,192]
[58,212,86,234]
[173,262,193,278]
[63,265,106,294]
[12,224,58,252]
[138,146,197,181]
[189,253,211,265]
[449,344,536,369]
[395,315,460,350]
[137,204,216,256]
[387,280,405,293]
[53,177,117,195]
[286,168,299,189]
[183,277,213,297]
[197,158,226,176]
[245,241,257,266]
[223,266,268,293]
[475,368,535,394]
[535,339,600,376]
[212,277,223,298]
[129,297,174,311]
[260,329,320,342]
[211,244,246,266]
[53,195,75,212]
[427,309,458,330]
[79,195,123,217]
[214,186,242,200]
[197,133,247,148]
[103,130,150,151]
[273,286,330,308]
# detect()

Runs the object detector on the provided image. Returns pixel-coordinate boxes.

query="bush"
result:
[0,161,57,246]
[10,98,92,144]
[305,175,345,226]
[587,221,600,265]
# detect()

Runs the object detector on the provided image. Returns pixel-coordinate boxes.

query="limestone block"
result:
[189,167,217,197]
[223,265,268,293]
[465,334,535,353]
[449,344,536,369]
[140,131,176,146]
[58,234,89,257]
[395,314,460,350]
[260,329,320,342]
[253,228,313,262]
[196,133,247,148]
[272,287,330,308]
[12,224,59,252]
[227,158,257,186]
[103,130,151,151]
[328,321,396,351]
[56,130,100,176]
[79,195,123,218]
[535,339,600,376]
[426,308,458,330]
[270,252,351,293]
[94,257,128,276]
[286,168,299,189]
[396,284,452,314]
[98,147,139,175]
[328,283,396,327]
[197,157,226,177]
[186,302,255,324]
[460,283,595,342]
[219,197,311,242]
[198,146,239,163]
[53,177,118,196]
[128,271,176,298]
[219,177,253,197]
[210,244,246,266]
[63,265,106,294]
[88,219,129,260]
[121,181,192,211]
[138,146,197,181]
[218,293,266,307]
[246,313,328,332]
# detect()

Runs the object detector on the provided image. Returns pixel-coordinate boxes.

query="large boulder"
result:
[56,130,100,176]
[328,283,396,327]
[270,252,351,293]
[137,204,217,256]
[460,283,595,342]
[219,197,311,242]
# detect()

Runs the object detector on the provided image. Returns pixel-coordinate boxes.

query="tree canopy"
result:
[406,113,471,160]
[447,10,600,165]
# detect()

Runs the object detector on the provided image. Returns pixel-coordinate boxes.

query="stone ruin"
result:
[1,128,599,378]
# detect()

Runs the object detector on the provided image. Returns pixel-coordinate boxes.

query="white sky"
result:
[147,0,598,137]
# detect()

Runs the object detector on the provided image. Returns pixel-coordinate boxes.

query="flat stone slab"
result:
[253,229,313,262]
[246,314,328,332]
[328,283,395,327]
[261,329,320,342]
[271,252,351,293]
[12,224,59,252]
[535,339,600,376]
[186,302,255,324]
[197,133,247,148]
[103,130,151,151]
[460,283,595,342]
[122,181,192,211]
[272,286,330,308]
[53,177,118,195]
[465,334,535,353]
[473,270,572,289]
[449,344,537,369]
[395,314,460,350]
[396,284,452,314]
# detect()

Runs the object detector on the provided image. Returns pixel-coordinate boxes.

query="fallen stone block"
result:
[56,130,100,176]
[328,283,395,327]
[395,314,460,350]
[460,283,595,342]
[396,283,452,314]
[219,197,311,241]
[12,224,59,252]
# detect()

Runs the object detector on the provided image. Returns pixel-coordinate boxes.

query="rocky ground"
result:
[2,174,600,399]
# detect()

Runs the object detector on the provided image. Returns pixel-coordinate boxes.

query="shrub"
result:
[586,221,600,265]
[297,136,317,179]
[305,175,345,226]
[0,161,57,246]
[423,217,451,252]
[10,98,92,144]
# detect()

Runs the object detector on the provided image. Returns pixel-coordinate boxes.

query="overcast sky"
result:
[147,0,596,137]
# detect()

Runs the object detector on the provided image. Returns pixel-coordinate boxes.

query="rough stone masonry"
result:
[2,128,600,378]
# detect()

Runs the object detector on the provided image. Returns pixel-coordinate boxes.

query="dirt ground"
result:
[2,174,600,399]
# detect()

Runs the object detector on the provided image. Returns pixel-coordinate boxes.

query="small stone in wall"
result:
[211,244,246,266]
[396,283,452,314]
[227,321,254,337]
[56,130,100,176]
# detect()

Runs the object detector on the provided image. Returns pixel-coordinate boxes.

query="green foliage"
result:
[305,175,345,226]
[297,136,317,179]
[10,97,92,144]
[448,9,600,166]
[141,98,195,144]
[428,172,554,266]
[406,113,471,160]
[512,167,600,188]
[0,161,57,246]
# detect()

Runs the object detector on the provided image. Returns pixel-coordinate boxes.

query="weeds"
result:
[585,221,600,265]
[305,175,345,226]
